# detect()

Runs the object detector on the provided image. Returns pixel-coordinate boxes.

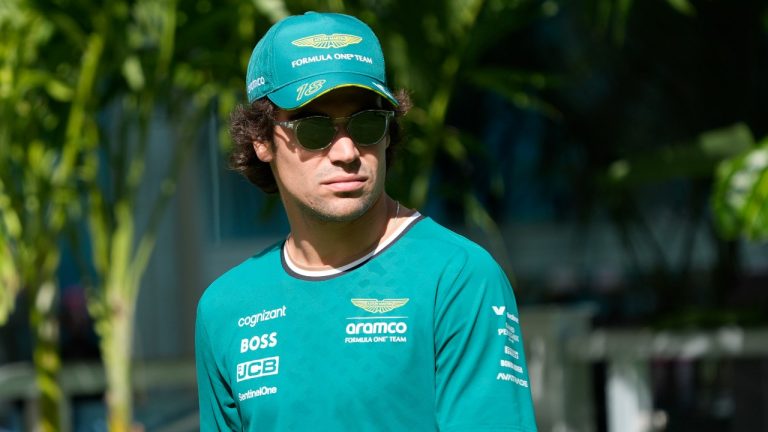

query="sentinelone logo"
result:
[239,386,277,402]
[345,298,409,344]
[237,306,286,328]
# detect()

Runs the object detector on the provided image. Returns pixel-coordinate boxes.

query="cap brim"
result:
[267,73,398,110]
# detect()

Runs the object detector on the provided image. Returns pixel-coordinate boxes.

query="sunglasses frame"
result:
[274,109,395,152]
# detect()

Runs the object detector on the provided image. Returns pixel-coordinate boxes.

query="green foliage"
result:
[468,68,561,118]
[588,0,698,45]
[665,0,696,17]
[712,135,768,241]
[0,241,19,324]
[0,0,75,317]
[0,1,103,428]
[605,121,768,243]
[594,0,633,44]
[1,0,266,428]
[606,124,754,187]
[73,1,262,429]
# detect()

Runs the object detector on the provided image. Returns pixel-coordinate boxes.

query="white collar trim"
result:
[283,211,421,278]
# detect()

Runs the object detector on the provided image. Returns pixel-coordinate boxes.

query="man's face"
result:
[255,87,389,223]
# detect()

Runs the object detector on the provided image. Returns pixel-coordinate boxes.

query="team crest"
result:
[292,34,363,49]
[351,298,409,314]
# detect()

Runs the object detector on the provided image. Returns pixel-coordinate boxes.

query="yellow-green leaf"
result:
[122,56,145,91]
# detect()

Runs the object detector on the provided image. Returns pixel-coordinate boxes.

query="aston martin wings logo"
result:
[351,298,409,314]
[292,34,363,49]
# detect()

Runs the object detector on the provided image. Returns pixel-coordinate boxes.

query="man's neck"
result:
[285,195,401,269]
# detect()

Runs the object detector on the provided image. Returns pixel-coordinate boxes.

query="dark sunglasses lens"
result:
[348,111,389,145]
[296,117,335,150]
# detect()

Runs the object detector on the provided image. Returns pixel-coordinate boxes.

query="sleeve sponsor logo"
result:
[504,346,520,359]
[240,332,278,353]
[497,328,520,341]
[236,356,279,383]
[495,307,520,338]
[500,359,524,374]
[237,306,286,328]
[493,305,520,321]
[495,309,529,388]
[351,298,409,314]
[497,372,529,388]
[292,34,363,49]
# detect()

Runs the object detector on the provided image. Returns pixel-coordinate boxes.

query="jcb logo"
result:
[236,356,279,382]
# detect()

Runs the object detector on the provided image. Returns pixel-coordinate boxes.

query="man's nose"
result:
[326,125,359,163]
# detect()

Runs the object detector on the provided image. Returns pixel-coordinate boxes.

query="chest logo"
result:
[351,298,409,314]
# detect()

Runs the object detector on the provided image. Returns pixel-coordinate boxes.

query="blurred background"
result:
[1,0,767,431]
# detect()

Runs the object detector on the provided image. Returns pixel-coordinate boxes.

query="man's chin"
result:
[314,196,378,223]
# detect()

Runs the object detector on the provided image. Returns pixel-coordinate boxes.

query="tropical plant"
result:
[78,3,182,429]
[566,0,768,321]
[712,134,768,241]
[80,0,271,428]
[1,0,268,429]
[0,1,101,429]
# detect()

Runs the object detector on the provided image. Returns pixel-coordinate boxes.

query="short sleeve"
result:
[195,300,243,431]
[434,250,537,432]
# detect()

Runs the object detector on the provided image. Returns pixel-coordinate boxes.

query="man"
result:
[196,11,537,431]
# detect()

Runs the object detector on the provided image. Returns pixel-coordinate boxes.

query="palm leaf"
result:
[712,137,768,241]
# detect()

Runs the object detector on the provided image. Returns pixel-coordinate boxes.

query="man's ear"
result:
[253,141,273,162]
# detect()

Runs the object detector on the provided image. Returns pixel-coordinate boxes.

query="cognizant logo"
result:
[237,306,286,328]
[345,321,408,335]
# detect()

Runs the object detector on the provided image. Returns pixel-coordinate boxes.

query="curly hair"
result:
[229,89,412,194]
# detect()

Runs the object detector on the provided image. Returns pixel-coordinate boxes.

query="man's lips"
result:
[321,175,368,192]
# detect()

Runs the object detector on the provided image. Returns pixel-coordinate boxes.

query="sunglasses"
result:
[274,109,395,151]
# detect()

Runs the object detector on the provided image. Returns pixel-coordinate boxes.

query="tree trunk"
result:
[101,296,136,432]
[30,279,62,432]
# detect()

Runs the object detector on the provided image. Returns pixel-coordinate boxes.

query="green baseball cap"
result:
[245,12,398,109]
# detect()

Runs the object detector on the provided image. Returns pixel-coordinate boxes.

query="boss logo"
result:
[236,356,279,383]
[240,332,278,353]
